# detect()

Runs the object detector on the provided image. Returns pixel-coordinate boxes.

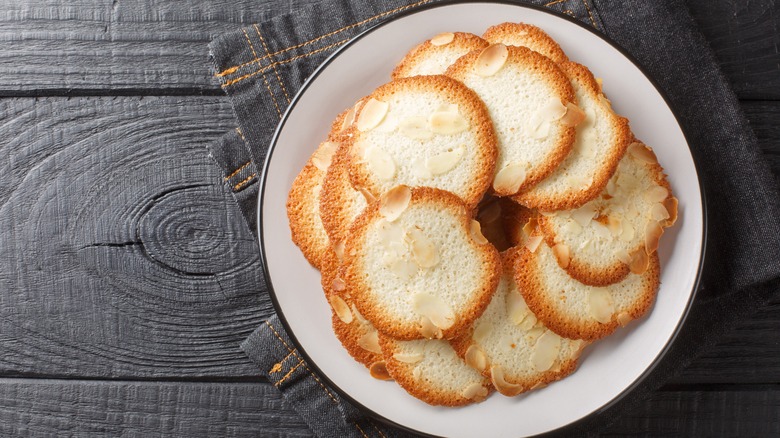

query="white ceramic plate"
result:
[259,3,705,437]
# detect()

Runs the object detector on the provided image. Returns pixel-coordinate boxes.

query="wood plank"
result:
[0,96,269,378]
[0,378,777,437]
[0,0,776,98]
[0,96,777,382]
[0,379,312,437]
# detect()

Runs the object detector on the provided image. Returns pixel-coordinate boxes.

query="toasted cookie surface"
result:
[392,32,489,79]
[482,22,568,63]
[514,241,661,340]
[320,143,369,246]
[345,75,497,207]
[380,336,492,406]
[445,44,576,195]
[513,62,631,211]
[537,143,677,286]
[286,140,339,269]
[451,249,586,396]
[343,186,501,340]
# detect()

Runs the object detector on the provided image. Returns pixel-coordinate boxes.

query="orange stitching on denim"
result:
[582,0,598,28]
[544,0,568,6]
[223,161,251,181]
[233,173,256,191]
[269,349,297,374]
[265,321,340,404]
[243,27,283,118]
[275,359,305,386]
[255,24,291,103]
[215,0,434,77]
[235,127,245,140]
[354,423,370,438]
[221,38,349,88]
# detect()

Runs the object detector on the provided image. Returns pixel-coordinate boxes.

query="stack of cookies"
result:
[286,22,679,406]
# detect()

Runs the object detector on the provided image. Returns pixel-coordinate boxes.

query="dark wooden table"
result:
[0,1,778,436]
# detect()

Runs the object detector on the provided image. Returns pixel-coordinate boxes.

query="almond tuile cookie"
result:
[343,186,501,341]
[345,75,498,208]
[512,62,632,211]
[482,22,569,63]
[392,32,489,79]
[537,142,678,286]
[380,335,492,406]
[445,44,576,195]
[451,248,586,396]
[514,240,661,341]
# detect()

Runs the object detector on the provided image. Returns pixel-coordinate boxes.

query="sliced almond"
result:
[358,187,376,204]
[369,361,392,381]
[519,312,537,331]
[663,196,679,227]
[472,322,491,344]
[606,178,618,197]
[333,241,345,261]
[552,243,570,269]
[377,219,404,245]
[411,157,433,179]
[506,289,529,324]
[465,345,488,372]
[563,220,583,235]
[615,249,632,265]
[524,326,545,344]
[531,330,561,371]
[628,248,649,274]
[628,142,658,164]
[426,146,464,174]
[379,186,411,222]
[493,163,527,194]
[340,101,362,132]
[374,113,398,133]
[651,203,671,221]
[311,141,339,171]
[388,258,418,281]
[645,221,664,254]
[331,277,346,292]
[351,303,368,325]
[462,382,489,402]
[528,119,551,139]
[525,235,543,253]
[357,98,389,131]
[617,312,632,327]
[571,203,597,227]
[419,315,443,339]
[470,219,489,245]
[393,351,424,364]
[413,293,454,330]
[538,98,568,122]
[329,295,353,324]
[490,365,524,397]
[475,43,509,77]
[588,288,615,324]
[430,32,455,46]
[429,111,468,135]
[522,217,538,237]
[560,102,586,127]
[358,330,382,354]
[566,174,593,188]
[398,116,433,140]
[406,227,439,268]
[412,366,422,380]
[364,147,396,180]
[646,185,669,203]
[620,221,635,242]
[608,215,622,235]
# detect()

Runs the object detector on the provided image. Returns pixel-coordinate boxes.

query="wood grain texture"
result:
[0,96,271,378]
[0,379,777,437]
[0,0,776,98]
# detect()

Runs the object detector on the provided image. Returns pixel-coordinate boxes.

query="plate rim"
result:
[256,2,709,436]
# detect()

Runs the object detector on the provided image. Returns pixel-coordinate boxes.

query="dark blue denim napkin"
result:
[207,1,780,436]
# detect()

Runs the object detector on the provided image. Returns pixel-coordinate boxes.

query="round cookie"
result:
[380,336,492,406]
[345,75,498,208]
[512,62,632,211]
[445,44,576,196]
[482,22,569,63]
[321,249,384,369]
[514,240,661,341]
[343,186,501,341]
[537,142,678,286]
[392,31,489,79]
[451,248,586,396]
